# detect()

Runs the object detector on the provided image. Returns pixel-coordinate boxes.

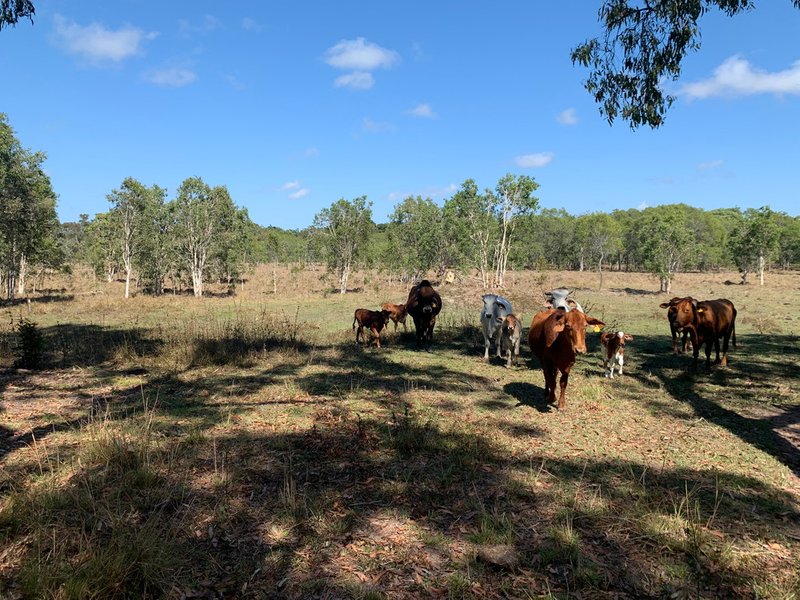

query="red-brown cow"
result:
[406,280,442,350]
[668,297,737,369]
[659,296,693,354]
[528,308,605,409]
[381,302,407,332]
[600,331,633,378]
[352,308,391,348]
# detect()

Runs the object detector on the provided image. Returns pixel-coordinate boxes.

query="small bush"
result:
[14,318,44,369]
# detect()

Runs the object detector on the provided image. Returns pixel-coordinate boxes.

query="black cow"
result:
[405,280,442,350]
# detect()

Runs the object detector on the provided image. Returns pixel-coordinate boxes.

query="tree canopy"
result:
[572,0,800,129]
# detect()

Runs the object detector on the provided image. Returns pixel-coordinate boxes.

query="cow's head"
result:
[545,308,605,354]
[659,296,696,330]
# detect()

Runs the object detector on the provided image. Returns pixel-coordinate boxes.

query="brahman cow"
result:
[499,314,522,368]
[668,297,737,369]
[659,296,694,354]
[352,308,391,348]
[528,307,605,409]
[406,280,442,350]
[381,302,408,332]
[480,294,513,360]
[600,331,633,378]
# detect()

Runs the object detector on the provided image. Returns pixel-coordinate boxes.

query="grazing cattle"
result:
[480,294,513,360]
[600,331,633,378]
[528,308,605,410]
[668,297,737,369]
[405,280,442,350]
[381,302,408,332]
[499,314,522,368]
[659,297,693,354]
[352,308,391,348]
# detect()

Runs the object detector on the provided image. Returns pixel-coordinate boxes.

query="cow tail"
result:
[352,315,357,330]
[732,321,737,348]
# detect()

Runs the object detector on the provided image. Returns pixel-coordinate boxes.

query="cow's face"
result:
[545,309,604,354]
[660,297,696,330]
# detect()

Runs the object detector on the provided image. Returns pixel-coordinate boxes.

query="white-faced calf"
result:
[600,331,633,378]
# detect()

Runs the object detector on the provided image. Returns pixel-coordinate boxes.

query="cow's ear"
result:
[600,332,613,344]
[544,312,566,348]
[624,334,634,341]
[659,302,671,309]
[585,316,605,329]
[691,299,698,308]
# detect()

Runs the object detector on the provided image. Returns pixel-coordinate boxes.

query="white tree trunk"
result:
[339,262,351,294]
[758,251,765,286]
[17,254,27,297]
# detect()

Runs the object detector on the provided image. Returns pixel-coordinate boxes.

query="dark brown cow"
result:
[381,302,407,332]
[600,331,633,378]
[528,308,605,409]
[406,280,442,350]
[352,308,391,348]
[659,296,693,354]
[668,297,737,369]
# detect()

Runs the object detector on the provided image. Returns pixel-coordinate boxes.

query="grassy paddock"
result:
[1,266,799,599]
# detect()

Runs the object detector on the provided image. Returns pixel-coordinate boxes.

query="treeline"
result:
[3,113,800,300]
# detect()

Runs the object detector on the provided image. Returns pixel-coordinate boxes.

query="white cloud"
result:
[281,181,300,191]
[362,117,394,133]
[387,183,457,202]
[697,159,724,170]
[288,188,310,200]
[637,201,650,211]
[407,103,436,118]
[225,74,246,91]
[143,66,197,87]
[681,55,800,99]
[556,108,578,125]
[241,17,263,32]
[323,37,399,71]
[52,14,157,63]
[178,15,221,36]
[514,152,554,168]
[334,71,374,90]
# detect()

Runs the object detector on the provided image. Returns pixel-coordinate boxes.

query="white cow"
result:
[481,294,513,360]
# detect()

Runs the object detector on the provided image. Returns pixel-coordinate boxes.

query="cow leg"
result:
[543,365,557,404]
[672,331,679,355]
[712,336,721,364]
[483,332,490,361]
[505,348,512,368]
[371,326,381,348]
[495,328,503,358]
[557,371,569,409]
[721,331,730,366]
[355,325,362,345]
[705,341,713,369]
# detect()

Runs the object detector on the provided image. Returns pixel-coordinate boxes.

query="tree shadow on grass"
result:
[631,332,800,477]
[3,404,798,599]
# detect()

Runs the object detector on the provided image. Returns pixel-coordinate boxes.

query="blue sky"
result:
[1,2,799,229]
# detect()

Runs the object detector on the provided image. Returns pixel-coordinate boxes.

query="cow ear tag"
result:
[593,325,601,332]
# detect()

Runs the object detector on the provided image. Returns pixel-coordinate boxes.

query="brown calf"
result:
[528,308,605,409]
[352,308,391,348]
[499,314,522,368]
[381,302,407,332]
[669,298,737,369]
[600,331,633,378]
[659,296,693,354]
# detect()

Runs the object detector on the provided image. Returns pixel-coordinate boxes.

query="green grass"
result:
[1,267,799,598]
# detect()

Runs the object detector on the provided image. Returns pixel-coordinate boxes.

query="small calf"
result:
[381,302,407,332]
[499,314,522,368]
[353,308,391,348]
[600,331,633,378]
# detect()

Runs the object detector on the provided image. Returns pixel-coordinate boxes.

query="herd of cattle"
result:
[353,281,738,409]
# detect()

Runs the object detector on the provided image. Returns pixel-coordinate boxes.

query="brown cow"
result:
[668,298,737,369]
[528,308,605,409]
[600,331,633,378]
[381,302,407,332]
[406,280,442,350]
[659,296,693,354]
[352,308,391,348]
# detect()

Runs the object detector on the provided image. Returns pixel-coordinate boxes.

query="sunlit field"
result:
[1,266,799,599]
